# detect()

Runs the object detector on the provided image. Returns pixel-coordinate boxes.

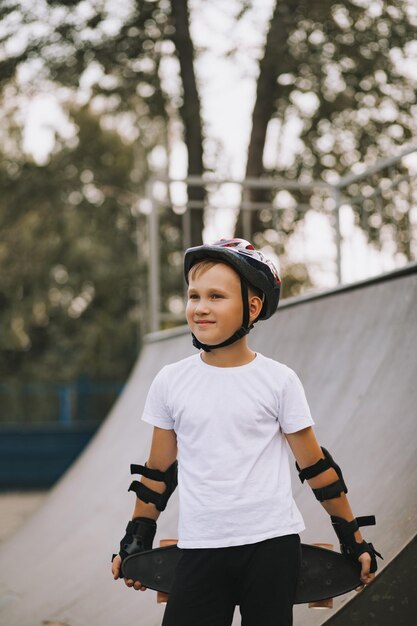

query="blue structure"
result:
[0,424,97,488]
[0,378,124,487]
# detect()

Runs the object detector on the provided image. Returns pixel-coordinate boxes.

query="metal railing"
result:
[0,379,124,425]
[141,144,417,332]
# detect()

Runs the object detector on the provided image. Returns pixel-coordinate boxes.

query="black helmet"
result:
[184,238,281,351]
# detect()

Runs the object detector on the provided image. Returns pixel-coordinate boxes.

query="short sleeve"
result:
[279,369,314,434]
[142,367,175,430]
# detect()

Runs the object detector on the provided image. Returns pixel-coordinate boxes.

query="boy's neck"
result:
[200,339,256,368]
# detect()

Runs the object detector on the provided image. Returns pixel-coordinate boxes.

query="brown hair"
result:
[188,259,220,281]
[188,259,263,300]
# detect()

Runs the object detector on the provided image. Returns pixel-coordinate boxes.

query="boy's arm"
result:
[131,426,178,521]
[112,426,177,589]
[285,426,376,586]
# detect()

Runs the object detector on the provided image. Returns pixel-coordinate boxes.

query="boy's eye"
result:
[188,293,224,300]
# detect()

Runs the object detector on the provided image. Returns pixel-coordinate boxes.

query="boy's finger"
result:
[125,578,146,591]
[359,555,375,585]
[133,581,147,591]
[361,572,375,585]
[358,553,371,581]
[111,555,122,579]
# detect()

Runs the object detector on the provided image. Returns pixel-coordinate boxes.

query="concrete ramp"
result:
[0,265,416,626]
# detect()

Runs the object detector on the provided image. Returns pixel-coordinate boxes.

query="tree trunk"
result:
[236,0,298,239]
[170,0,205,246]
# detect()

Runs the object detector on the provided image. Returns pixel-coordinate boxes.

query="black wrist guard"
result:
[112,517,156,566]
[331,515,383,573]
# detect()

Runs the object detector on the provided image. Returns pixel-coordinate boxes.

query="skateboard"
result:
[121,541,362,604]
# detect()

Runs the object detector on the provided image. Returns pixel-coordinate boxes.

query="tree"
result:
[0,104,145,383]
[170,0,205,246]
[0,0,415,378]
[236,0,417,261]
[0,0,205,241]
[0,0,194,385]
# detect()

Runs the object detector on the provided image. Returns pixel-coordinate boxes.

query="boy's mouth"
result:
[195,320,215,325]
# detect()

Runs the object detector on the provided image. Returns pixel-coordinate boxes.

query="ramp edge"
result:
[322,534,417,626]
[144,262,417,344]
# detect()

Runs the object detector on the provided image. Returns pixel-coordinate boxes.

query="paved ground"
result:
[0,265,416,626]
[0,491,48,543]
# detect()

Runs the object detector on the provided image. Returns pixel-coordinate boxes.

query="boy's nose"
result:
[195,298,210,313]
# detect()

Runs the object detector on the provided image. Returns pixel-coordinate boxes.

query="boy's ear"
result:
[249,295,263,323]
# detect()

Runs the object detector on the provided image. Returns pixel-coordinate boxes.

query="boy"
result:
[112,238,380,626]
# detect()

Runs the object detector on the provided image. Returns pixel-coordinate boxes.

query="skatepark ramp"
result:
[0,264,416,626]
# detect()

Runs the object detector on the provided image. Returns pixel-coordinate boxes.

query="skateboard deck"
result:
[122,542,361,604]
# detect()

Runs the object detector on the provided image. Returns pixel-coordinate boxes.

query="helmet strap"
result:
[191,278,253,352]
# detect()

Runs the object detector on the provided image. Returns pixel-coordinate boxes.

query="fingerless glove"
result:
[112,517,156,572]
[331,515,382,573]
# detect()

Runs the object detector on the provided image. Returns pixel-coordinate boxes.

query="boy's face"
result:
[186,262,243,346]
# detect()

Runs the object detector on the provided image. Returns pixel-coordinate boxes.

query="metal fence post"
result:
[332,186,342,285]
[147,179,160,333]
[242,187,252,242]
[58,384,72,426]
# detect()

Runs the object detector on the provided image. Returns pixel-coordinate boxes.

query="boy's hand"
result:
[357,552,375,587]
[111,553,122,579]
[111,517,156,591]
[111,554,147,591]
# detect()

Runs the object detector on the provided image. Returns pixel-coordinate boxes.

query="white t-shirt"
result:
[142,352,314,549]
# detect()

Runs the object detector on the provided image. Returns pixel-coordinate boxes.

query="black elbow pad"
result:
[296,447,347,502]
[128,460,178,511]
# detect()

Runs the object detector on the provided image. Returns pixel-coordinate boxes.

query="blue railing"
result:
[0,377,124,425]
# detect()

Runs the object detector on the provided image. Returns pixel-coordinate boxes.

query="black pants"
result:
[162,534,301,626]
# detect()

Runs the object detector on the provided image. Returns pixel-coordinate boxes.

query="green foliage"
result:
[0,105,146,383]
[1,0,415,394]
[244,0,417,256]
[0,0,171,117]
[0,1,184,387]
[263,0,416,173]
[280,263,313,299]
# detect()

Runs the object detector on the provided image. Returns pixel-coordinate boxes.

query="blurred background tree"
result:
[0,0,202,390]
[0,104,144,383]
[0,0,416,397]
[236,0,417,263]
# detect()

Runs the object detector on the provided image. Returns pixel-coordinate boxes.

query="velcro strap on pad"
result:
[331,517,359,540]
[130,464,165,481]
[130,463,175,483]
[313,479,346,502]
[128,460,178,512]
[130,464,165,483]
[356,515,376,528]
[296,456,331,483]
[129,480,166,511]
